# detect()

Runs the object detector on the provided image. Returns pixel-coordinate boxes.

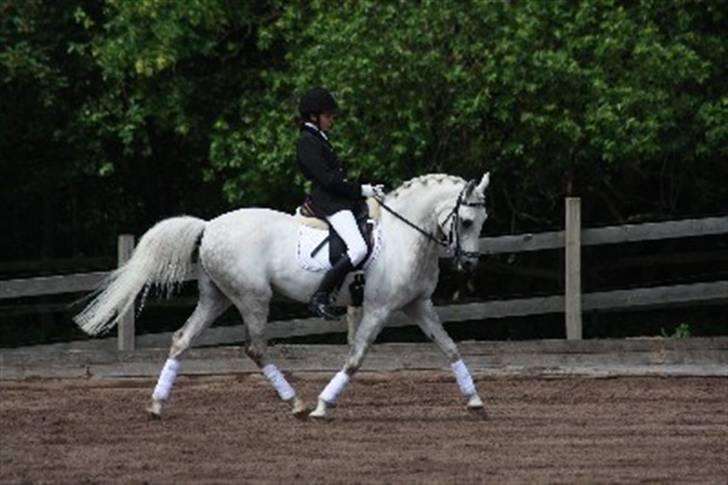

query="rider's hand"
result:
[372,184,386,198]
[361,184,386,198]
[361,184,376,197]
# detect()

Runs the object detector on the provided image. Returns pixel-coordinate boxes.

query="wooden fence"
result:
[2,198,727,351]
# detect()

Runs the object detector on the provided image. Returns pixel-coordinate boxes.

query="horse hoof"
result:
[309,399,331,420]
[466,394,488,419]
[309,412,332,421]
[291,398,309,420]
[309,408,327,420]
[466,394,484,409]
[146,400,162,419]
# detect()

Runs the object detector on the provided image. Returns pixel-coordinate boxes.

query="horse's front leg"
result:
[346,305,363,346]
[404,298,486,413]
[310,307,390,419]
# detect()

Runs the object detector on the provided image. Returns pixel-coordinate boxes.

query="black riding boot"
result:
[309,255,354,320]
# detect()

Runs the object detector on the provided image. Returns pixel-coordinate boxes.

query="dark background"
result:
[2,0,726,346]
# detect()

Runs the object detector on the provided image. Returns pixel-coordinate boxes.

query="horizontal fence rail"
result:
[2,209,727,350]
[24,280,728,353]
[5,215,728,300]
[478,216,728,254]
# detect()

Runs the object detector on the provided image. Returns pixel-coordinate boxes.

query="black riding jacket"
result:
[296,124,364,216]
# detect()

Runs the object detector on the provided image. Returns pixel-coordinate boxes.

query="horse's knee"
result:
[244,342,264,366]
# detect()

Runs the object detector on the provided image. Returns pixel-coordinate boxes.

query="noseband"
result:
[375,179,486,264]
[442,180,487,264]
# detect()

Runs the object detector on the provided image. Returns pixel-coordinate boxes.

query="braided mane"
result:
[388,173,465,201]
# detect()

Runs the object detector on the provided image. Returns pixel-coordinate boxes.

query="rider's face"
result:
[319,112,335,131]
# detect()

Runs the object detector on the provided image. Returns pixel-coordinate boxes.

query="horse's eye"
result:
[461,219,473,229]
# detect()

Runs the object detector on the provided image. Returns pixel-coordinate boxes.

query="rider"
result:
[296,86,383,320]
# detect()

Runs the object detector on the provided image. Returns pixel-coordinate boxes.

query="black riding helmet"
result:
[299,87,338,117]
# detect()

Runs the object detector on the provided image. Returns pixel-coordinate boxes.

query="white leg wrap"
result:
[319,370,350,404]
[152,358,180,401]
[261,364,296,401]
[451,359,476,396]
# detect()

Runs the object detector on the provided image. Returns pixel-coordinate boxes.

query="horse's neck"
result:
[381,184,460,260]
[385,184,459,229]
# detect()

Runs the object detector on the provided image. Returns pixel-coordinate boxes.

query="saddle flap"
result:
[294,198,379,267]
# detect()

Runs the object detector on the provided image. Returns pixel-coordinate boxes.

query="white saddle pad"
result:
[296,223,382,272]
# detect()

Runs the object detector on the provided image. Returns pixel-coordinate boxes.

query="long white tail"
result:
[74,216,207,336]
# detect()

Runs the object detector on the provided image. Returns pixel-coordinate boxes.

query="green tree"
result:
[209,0,727,227]
[3,0,726,264]
[0,0,103,259]
[72,0,274,217]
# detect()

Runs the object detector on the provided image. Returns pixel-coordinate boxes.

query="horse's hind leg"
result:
[147,271,231,418]
[404,298,485,413]
[232,293,307,418]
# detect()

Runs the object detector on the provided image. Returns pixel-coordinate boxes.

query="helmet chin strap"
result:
[308,114,321,128]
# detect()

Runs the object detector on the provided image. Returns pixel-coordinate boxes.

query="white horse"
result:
[74,172,490,419]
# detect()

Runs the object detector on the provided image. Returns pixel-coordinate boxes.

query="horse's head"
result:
[438,172,490,273]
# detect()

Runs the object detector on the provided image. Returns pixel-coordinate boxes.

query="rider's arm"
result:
[297,135,363,198]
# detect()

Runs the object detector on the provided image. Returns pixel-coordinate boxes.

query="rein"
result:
[375,179,486,260]
[374,197,448,248]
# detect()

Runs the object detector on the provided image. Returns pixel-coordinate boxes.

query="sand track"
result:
[2,372,727,483]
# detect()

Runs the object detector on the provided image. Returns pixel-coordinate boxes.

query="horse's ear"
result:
[464,179,477,197]
[476,172,490,194]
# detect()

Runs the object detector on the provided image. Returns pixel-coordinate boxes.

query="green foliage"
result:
[72,0,263,162]
[1,0,726,261]
[0,0,92,187]
[661,323,692,338]
[205,0,727,220]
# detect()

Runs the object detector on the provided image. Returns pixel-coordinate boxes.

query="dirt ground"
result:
[1,372,727,484]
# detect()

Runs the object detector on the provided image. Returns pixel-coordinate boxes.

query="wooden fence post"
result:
[565,197,583,340]
[117,234,135,351]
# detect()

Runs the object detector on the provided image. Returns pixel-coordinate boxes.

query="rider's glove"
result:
[362,184,386,198]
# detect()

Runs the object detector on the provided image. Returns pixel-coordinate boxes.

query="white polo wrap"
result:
[319,370,350,404]
[451,359,476,396]
[262,364,296,401]
[152,358,180,401]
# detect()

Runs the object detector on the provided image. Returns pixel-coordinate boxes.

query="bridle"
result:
[443,179,487,263]
[375,179,486,265]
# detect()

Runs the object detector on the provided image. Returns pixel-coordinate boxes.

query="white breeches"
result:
[327,210,368,266]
